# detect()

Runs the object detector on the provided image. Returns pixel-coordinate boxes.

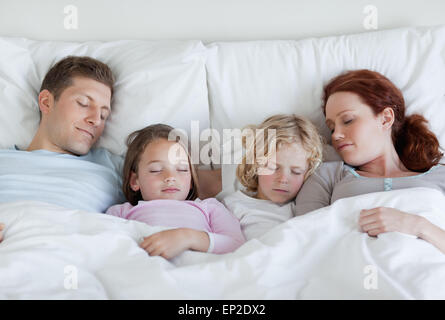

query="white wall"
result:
[1,0,444,42]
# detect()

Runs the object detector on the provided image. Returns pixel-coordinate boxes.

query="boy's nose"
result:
[277,173,289,184]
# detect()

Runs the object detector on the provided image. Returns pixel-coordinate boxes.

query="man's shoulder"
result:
[87,147,124,174]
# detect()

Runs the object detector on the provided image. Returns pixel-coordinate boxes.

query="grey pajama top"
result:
[294,161,445,216]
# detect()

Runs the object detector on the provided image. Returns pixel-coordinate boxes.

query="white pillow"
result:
[0,38,209,156]
[205,25,445,196]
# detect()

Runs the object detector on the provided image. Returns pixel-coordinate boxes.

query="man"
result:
[0,56,125,219]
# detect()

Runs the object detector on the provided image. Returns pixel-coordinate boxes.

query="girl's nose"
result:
[164,176,176,183]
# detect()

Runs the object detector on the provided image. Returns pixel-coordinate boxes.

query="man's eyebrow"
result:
[84,94,111,111]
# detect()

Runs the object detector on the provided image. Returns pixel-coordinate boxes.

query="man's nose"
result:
[86,107,101,126]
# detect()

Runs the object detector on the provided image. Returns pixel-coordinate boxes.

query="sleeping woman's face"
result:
[325,91,391,167]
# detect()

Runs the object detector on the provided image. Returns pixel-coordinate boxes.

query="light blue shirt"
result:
[0,146,126,213]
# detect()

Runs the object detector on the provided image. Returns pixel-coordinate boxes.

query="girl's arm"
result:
[0,223,4,243]
[139,228,210,259]
[359,208,445,254]
[205,198,246,254]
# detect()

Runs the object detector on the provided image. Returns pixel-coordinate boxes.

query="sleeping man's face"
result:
[39,76,112,155]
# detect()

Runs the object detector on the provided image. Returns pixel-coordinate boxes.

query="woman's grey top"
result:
[294,161,445,216]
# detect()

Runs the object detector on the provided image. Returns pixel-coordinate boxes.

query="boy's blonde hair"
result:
[236,114,323,193]
[122,124,200,205]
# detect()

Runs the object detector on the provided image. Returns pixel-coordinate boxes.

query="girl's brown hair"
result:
[323,69,443,172]
[122,124,200,205]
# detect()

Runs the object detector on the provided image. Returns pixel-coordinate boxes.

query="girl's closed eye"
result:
[177,166,189,172]
[148,164,163,173]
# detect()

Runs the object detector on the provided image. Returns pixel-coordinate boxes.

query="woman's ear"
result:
[380,107,395,130]
[129,171,140,192]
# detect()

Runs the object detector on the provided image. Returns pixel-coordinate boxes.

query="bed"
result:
[0,25,445,299]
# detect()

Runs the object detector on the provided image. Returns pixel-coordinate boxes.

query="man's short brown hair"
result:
[40,56,115,101]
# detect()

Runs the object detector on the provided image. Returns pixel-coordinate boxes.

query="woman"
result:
[294,69,445,254]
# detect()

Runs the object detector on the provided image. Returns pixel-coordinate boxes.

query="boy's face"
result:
[256,142,309,205]
[39,76,112,155]
[130,139,192,202]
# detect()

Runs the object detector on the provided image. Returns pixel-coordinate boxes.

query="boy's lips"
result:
[273,188,289,193]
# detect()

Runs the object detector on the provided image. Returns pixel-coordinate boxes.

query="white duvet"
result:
[1,187,444,299]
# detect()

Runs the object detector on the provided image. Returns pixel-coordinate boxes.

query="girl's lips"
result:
[162,188,180,193]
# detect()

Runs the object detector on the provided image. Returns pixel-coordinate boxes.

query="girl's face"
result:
[130,139,192,201]
[325,91,390,167]
[256,142,309,205]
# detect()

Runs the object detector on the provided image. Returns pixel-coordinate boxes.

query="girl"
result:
[106,124,245,259]
[222,114,324,240]
[294,69,445,254]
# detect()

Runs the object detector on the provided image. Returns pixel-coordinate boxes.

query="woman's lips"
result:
[337,143,352,151]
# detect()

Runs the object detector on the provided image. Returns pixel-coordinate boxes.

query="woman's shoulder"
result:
[313,161,349,179]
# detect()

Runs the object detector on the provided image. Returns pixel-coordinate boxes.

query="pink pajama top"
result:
[106,198,245,254]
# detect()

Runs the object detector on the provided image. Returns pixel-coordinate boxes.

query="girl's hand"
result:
[359,207,422,237]
[139,228,209,259]
[0,223,5,243]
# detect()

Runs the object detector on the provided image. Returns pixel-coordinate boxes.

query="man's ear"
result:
[38,89,55,116]
[129,171,140,192]
[380,107,395,130]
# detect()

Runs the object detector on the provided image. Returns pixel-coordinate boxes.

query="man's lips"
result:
[77,127,94,140]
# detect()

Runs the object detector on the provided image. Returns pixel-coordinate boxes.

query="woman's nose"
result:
[332,127,344,141]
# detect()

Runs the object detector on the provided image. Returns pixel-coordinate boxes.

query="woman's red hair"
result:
[322,69,443,172]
